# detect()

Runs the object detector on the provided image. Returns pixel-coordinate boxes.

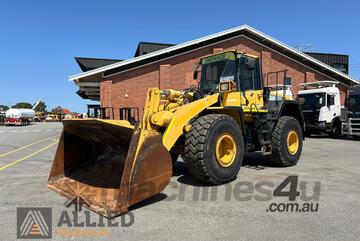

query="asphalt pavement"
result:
[0,122,359,241]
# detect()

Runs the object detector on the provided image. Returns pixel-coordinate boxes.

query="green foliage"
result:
[52,106,64,114]
[11,102,33,109]
[34,101,47,112]
[0,105,9,111]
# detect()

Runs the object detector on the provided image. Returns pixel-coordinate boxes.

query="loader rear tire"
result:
[184,114,244,184]
[269,116,303,167]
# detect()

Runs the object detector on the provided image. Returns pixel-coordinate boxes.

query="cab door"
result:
[326,94,338,122]
[237,56,264,110]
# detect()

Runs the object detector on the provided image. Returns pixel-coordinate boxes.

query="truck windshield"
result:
[200,52,236,94]
[348,95,360,111]
[298,93,325,110]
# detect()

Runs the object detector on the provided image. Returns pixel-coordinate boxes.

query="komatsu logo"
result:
[17,208,52,239]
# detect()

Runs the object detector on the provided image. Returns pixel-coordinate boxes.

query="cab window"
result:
[239,57,262,91]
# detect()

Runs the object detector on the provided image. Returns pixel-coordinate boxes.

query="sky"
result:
[1,0,359,113]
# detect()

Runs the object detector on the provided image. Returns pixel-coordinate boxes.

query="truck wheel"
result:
[269,116,303,167]
[329,120,341,138]
[184,114,244,184]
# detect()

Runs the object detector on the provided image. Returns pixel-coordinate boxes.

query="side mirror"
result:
[344,97,348,108]
[193,62,200,80]
[193,70,198,80]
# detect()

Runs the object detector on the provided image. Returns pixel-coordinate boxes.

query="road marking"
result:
[0,130,61,133]
[0,135,60,158]
[0,141,59,171]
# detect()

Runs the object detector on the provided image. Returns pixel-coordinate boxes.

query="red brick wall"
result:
[338,83,349,105]
[102,36,348,119]
[100,80,112,107]
[103,64,160,119]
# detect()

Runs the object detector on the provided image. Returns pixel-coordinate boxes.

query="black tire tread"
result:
[269,116,301,166]
[184,114,241,184]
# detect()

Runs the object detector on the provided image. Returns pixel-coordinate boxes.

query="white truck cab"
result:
[297,81,341,137]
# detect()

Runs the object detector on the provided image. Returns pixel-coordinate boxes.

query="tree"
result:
[0,105,9,111]
[11,102,33,109]
[34,101,47,112]
[52,106,64,114]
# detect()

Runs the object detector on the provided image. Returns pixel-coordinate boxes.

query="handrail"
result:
[266,69,289,104]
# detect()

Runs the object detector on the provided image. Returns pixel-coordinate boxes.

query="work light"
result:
[219,80,235,93]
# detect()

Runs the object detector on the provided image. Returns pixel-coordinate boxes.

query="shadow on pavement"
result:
[173,152,282,187]
[128,193,168,212]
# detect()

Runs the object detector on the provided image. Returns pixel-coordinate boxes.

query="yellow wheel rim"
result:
[215,133,237,167]
[287,130,299,155]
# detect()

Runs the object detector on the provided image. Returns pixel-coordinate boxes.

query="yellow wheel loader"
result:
[45,50,304,218]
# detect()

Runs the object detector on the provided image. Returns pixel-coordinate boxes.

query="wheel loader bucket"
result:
[45,119,172,218]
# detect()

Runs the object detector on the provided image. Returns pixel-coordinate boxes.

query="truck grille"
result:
[350,118,360,134]
[303,110,319,124]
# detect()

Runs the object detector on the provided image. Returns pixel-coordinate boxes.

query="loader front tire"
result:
[269,116,303,167]
[184,114,244,185]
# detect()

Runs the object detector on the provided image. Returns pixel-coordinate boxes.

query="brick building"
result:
[70,25,358,119]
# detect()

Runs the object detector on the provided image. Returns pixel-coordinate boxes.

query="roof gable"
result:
[70,25,358,85]
[74,57,122,72]
[134,42,175,57]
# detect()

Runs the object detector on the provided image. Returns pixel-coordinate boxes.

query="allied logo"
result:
[17,207,52,239]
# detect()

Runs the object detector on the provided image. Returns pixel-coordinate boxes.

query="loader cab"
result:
[197,51,262,95]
